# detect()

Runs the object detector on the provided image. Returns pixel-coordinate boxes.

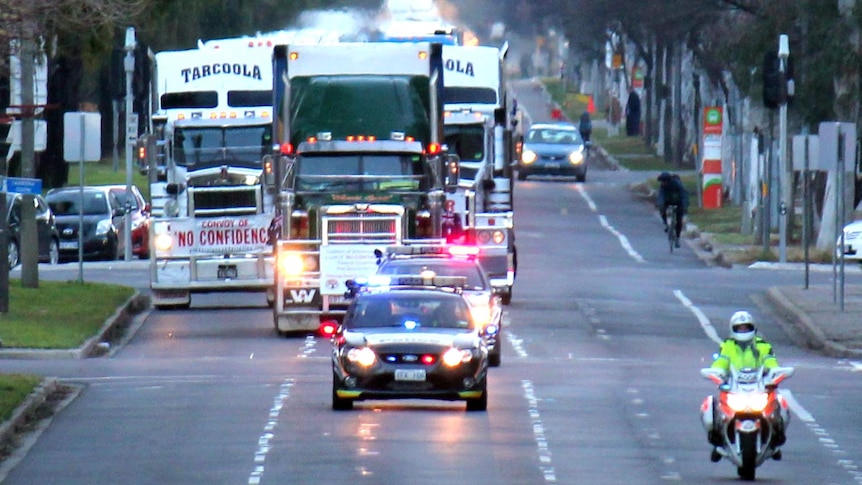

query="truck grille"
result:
[191,187,259,216]
[325,214,399,243]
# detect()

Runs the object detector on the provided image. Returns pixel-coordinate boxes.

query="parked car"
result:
[5,192,60,268]
[46,187,124,262]
[517,122,588,182]
[838,219,862,262]
[97,185,151,259]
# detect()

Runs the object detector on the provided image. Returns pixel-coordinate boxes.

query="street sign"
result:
[63,112,102,162]
[1,176,42,194]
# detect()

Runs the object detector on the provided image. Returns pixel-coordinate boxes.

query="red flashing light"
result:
[426,143,441,155]
[448,245,480,257]
[280,143,294,155]
[421,354,436,365]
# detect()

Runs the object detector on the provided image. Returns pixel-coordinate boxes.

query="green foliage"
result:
[0,280,135,349]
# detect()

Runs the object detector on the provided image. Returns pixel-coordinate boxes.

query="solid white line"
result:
[779,389,815,423]
[575,184,597,212]
[599,215,645,263]
[674,290,722,345]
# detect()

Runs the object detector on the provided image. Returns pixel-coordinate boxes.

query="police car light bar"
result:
[386,244,480,258]
[353,274,467,291]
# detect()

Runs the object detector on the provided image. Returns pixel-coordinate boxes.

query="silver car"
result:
[518,122,588,182]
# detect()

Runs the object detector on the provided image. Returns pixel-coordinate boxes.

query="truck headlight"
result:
[154,233,174,251]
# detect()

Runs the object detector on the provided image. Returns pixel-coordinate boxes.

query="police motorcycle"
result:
[700,365,794,481]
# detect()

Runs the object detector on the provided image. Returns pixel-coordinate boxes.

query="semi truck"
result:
[143,43,278,309]
[442,43,517,304]
[270,41,458,334]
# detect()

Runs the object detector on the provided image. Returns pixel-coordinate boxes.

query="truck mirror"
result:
[165,183,185,195]
[445,155,460,193]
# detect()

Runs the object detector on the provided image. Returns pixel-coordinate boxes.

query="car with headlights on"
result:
[838,219,862,263]
[375,244,504,367]
[46,186,124,261]
[517,122,588,182]
[320,274,489,411]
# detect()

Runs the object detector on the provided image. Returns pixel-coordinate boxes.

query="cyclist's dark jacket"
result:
[657,176,689,210]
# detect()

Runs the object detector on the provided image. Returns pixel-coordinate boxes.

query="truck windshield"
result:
[173,125,271,169]
[444,125,484,162]
[295,153,424,192]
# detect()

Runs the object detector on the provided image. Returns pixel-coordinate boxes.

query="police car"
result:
[320,274,489,411]
[375,244,505,367]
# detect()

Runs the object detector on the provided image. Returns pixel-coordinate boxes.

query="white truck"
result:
[143,43,278,309]
[2,39,48,163]
[442,43,517,304]
[270,41,458,334]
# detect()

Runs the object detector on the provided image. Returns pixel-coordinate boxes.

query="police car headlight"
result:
[568,151,585,165]
[521,150,537,164]
[347,347,377,367]
[164,199,180,217]
[442,347,472,367]
[154,233,174,251]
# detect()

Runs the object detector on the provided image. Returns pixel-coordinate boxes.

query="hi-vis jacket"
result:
[711,337,779,373]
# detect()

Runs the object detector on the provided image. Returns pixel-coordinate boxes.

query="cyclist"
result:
[656,172,689,247]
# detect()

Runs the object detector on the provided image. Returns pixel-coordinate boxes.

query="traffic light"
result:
[763,51,782,109]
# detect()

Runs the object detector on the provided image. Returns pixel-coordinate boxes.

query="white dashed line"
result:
[522,380,556,483]
[248,378,294,485]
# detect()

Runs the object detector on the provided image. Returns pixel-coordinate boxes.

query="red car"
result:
[100,185,151,259]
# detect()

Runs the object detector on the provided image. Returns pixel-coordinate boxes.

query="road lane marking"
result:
[575,184,597,212]
[522,380,556,483]
[599,215,646,263]
[674,290,722,345]
[248,378,293,485]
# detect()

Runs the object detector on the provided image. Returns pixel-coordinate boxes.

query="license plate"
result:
[394,369,426,381]
[545,162,560,170]
[217,264,238,279]
[59,241,78,250]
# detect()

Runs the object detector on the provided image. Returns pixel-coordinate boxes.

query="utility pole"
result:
[123,27,136,261]
[19,24,39,288]
[777,34,790,264]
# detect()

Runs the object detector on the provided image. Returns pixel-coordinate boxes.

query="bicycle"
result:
[666,204,680,253]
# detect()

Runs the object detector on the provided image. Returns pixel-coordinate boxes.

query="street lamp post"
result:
[123,27,136,261]
[778,34,790,263]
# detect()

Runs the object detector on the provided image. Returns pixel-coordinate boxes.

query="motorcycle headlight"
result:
[726,392,768,412]
[521,150,537,164]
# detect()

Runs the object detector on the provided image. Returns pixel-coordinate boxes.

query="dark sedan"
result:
[99,184,150,259]
[5,193,60,268]
[517,122,588,182]
[46,187,124,262]
[321,275,489,411]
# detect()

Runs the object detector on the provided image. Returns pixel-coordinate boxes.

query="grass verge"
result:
[0,279,135,349]
[0,374,40,423]
[64,159,150,200]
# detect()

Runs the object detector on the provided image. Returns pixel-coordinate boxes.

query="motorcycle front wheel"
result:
[737,432,758,481]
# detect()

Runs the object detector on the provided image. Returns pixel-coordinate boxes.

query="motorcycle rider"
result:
[706,311,786,461]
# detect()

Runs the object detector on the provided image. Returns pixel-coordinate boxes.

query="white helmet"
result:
[729,311,756,343]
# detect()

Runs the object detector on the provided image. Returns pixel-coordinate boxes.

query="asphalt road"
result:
[2,81,862,484]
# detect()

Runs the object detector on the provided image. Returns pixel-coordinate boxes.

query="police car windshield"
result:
[346,293,473,330]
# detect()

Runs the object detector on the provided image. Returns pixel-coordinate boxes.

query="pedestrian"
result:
[578,111,592,143]
[625,87,641,136]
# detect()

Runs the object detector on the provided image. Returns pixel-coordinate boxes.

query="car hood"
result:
[522,142,582,155]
